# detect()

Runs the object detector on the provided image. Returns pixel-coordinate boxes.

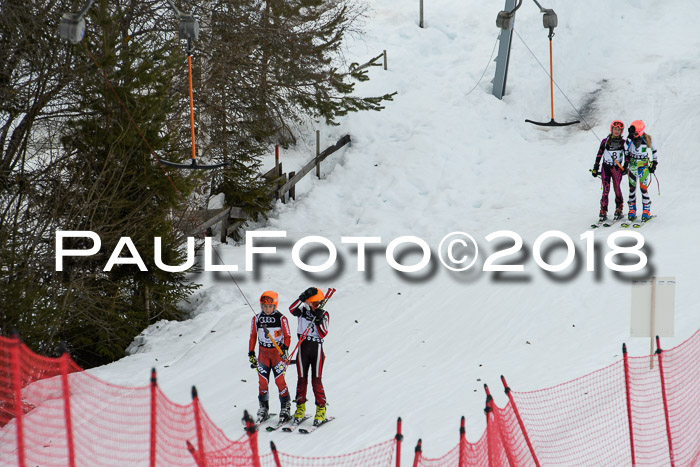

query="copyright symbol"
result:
[438,232,479,272]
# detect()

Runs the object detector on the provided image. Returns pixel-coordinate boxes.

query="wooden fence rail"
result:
[180,134,351,242]
[277,134,350,199]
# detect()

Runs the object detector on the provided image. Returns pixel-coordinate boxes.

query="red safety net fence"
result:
[0,335,402,466]
[414,329,700,467]
[3,330,699,466]
[195,415,400,467]
[258,439,396,467]
[0,336,241,466]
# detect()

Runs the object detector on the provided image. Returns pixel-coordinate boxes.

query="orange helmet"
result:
[630,120,645,137]
[307,288,325,304]
[260,290,279,309]
[610,120,624,133]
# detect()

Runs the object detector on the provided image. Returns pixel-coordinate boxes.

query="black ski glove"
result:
[313,308,325,324]
[650,161,658,174]
[628,126,636,139]
[248,351,257,368]
[591,167,599,177]
[621,164,629,175]
[299,287,318,302]
[280,345,289,360]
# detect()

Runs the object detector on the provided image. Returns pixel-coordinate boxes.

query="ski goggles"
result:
[261,297,275,305]
[611,120,624,129]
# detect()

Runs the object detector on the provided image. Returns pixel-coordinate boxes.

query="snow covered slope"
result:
[90,0,700,458]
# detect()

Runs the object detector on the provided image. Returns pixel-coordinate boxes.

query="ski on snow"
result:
[632,215,656,228]
[602,216,624,228]
[281,415,311,433]
[298,417,335,434]
[242,413,277,431]
[621,215,656,229]
[590,219,606,229]
[265,415,294,432]
[591,216,623,229]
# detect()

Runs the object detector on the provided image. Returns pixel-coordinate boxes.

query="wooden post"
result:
[289,171,296,201]
[419,0,424,28]
[316,130,321,179]
[220,214,228,243]
[275,144,279,173]
[274,145,281,201]
[145,285,150,322]
[383,50,387,70]
[650,276,657,369]
[278,162,285,204]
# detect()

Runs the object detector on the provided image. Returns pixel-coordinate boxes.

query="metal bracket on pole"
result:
[492,0,521,100]
[60,0,199,45]
[532,0,557,38]
[59,0,96,44]
[166,0,200,44]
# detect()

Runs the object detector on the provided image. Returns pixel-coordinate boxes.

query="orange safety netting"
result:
[0,336,399,467]
[0,336,238,466]
[2,329,700,466]
[259,438,396,466]
[413,431,490,467]
[414,329,700,466]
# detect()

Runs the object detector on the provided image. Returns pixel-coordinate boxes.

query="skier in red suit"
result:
[289,287,329,425]
[249,290,291,422]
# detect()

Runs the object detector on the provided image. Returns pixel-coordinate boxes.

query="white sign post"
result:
[630,277,675,368]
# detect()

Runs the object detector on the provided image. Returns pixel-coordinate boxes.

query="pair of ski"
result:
[265,415,335,433]
[620,215,656,229]
[590,215,624,229]
[590,215,656,229]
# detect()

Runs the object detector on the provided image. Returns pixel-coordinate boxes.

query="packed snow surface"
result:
[89,0,699,459]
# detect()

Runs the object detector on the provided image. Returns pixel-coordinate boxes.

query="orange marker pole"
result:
[549,37,554,121]
[187,54,196,163]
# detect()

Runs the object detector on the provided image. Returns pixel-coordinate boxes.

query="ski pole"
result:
[284,327,312,368]
[262,288,337,359]
[249,323,286,372]
[654,173,661,195]
[262,324,285,357]
[285,288,335,365]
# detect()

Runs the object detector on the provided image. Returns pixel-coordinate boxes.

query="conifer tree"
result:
[53,0,201,365]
